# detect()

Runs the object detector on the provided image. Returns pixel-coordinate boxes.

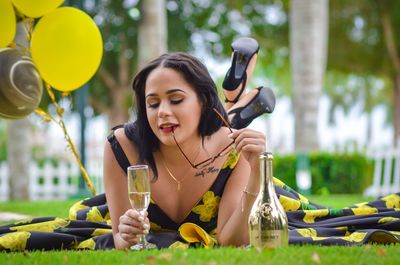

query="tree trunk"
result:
[290,0,328,152]
[6,22,32,200]
[7,119,31,200]
[138,0,167,69]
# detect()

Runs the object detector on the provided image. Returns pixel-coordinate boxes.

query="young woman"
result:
[104,52,266,249]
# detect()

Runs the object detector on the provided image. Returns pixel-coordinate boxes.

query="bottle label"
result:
[260,230,287,249]
[249,229,288,250]
[260,230,283,242]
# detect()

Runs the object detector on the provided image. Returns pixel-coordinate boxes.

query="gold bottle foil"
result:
[248,152,288,251]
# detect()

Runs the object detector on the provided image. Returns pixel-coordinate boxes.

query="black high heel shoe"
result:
[228,86,276,129]
[223,37,259,103]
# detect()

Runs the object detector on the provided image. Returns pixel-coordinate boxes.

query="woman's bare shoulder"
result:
[109,126,139,164]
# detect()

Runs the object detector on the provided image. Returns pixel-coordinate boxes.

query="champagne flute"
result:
[127,165,156,250]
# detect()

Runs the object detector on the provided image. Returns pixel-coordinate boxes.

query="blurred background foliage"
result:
[61,0,399,138]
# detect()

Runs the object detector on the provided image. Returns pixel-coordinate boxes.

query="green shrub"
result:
[273,152,373,194]
[273,154,297,189]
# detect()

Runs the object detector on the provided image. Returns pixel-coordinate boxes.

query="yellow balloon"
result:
[0,0,16,47]
[11,0,64,18]
[31,7,103,92]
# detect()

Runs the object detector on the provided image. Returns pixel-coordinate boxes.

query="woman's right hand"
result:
[229,128,266,169]
[118,209,150,246]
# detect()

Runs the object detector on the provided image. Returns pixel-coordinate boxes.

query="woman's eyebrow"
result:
[145,89,186,98]
[166,89,186,95]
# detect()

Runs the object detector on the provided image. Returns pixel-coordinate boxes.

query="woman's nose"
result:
[158,101,171,117]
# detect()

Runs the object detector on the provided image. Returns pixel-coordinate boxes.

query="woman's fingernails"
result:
[143,223,150,230]
[228,133,233,139]
[138,216,144,222]
[143,229,149,234]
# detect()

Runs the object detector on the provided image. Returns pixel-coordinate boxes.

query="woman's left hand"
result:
[228,128,266,169]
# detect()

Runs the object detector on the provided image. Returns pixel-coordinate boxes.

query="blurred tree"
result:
[71,0,397,147]
[327,0,399,145]
[138,0,167,68]
[87,0,138,127]
[376,0,400,144]
[290,0,328,152]
[324,72,389,144]
[7,119,30,199]
[7,22,32,200]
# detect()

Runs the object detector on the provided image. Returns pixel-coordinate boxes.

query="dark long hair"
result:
[124,52,228,178]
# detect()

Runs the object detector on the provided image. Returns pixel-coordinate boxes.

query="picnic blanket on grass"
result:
[0,178,399,251]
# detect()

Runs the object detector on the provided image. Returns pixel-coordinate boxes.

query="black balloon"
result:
[0,48,43,119]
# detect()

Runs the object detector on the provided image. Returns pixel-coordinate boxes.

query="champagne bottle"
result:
[248,152,288,250]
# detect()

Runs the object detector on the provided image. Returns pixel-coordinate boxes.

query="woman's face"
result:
[144,67,203,146]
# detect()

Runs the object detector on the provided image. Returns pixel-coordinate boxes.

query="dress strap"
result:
[107,124,130,174]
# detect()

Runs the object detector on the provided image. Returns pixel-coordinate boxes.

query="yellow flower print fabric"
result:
[192,191,221,222]
[0,194,114,251]
[1,188,400,250]
[10,218,69,233]
[273,179,400,245]
[222,149,240,169]
[382,194,400,209]
[0,231,31,251]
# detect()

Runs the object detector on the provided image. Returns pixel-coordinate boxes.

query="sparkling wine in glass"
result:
[127,165,156,250]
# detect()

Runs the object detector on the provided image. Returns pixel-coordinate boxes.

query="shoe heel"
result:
[223,37,259,103]
[228,86,275,129]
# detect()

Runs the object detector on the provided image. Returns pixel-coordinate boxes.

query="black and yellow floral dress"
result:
[0,127,400,251]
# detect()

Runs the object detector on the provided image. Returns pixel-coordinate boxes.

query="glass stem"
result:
[139,211,147,249]
[140,235,146,248]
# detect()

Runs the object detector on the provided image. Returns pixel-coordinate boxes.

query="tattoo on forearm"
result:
[195,166,219,177]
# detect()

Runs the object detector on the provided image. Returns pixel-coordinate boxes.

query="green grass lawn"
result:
[1,245,400,265]
[0,199,76,219]
[1,194,399,264]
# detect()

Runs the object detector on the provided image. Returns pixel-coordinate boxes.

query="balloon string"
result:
[23,18,33,47]
[34,83,96,196]
[12,18,34,54]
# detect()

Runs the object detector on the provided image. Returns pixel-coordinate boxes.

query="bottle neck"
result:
[259,153,275,194]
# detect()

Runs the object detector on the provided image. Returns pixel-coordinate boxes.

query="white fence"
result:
[0,160,103,201]
[364,144,400,197]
